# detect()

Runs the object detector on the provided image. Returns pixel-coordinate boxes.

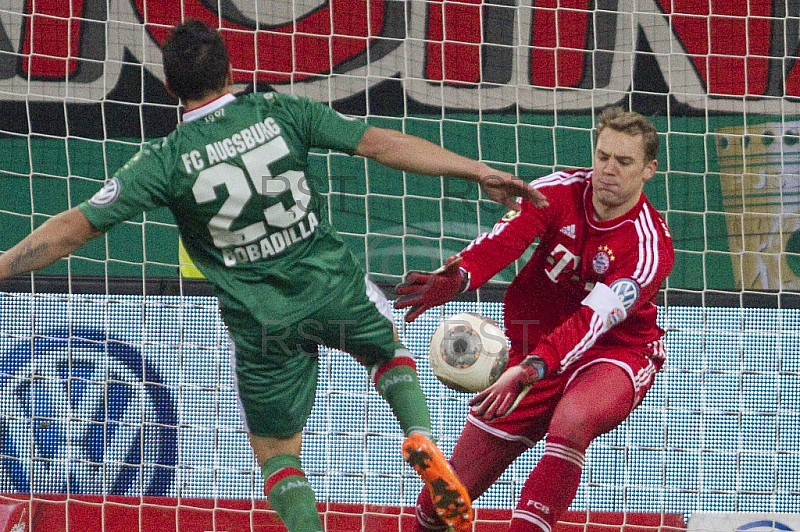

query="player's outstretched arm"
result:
[0,207,103,281]
[355,126,548,210]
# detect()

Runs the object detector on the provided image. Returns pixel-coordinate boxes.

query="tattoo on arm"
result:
[8,240,50,276]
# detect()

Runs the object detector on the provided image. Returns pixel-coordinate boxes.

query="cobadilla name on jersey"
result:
[178,114,322,266]
[180,117,282,172]
[221,212,320,266]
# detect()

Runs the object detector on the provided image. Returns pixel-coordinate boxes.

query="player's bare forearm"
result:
[0,207,103,281]
[355,127,548,209]
[356,127,488,180]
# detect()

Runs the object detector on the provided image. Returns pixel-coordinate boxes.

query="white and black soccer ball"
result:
[428,312,509,393]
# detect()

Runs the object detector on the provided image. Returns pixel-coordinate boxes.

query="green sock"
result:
[375,346,433,438]
[262,454,323,532]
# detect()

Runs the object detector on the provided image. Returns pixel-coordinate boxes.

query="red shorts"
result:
[467,347,659,447]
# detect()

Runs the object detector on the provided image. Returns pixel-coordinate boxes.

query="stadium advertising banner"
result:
[2,1,800,290]
[0,496,685,532]
[1,296,799,513]
[687,513,800,532]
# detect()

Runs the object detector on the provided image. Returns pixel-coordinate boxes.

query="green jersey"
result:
[79,92,370,329]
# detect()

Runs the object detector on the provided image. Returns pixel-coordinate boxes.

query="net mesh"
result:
[1,1,799,530]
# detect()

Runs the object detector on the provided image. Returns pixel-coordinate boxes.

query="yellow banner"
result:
[179,240,205,279]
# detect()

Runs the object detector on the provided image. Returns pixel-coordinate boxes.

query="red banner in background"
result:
[132,0,385,84]
[656,0,772,96]
[0,493,685,532]
[9,0,796,97]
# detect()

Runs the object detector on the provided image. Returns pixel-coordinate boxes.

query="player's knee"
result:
[549,404,627,447]
[547,412,599,449]
[249,432,302,467]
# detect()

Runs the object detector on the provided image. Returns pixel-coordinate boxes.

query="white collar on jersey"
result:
[182,93,237,123]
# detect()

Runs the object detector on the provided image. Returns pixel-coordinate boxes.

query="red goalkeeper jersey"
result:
[458,168,674,374]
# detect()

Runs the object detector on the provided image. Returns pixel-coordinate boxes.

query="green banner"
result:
[7,113,798,290]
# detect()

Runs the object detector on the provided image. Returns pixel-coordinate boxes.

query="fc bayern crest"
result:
[592,245,615,274]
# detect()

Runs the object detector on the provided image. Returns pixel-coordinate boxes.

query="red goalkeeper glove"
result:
[394,256,468,323]
[469,356,547,421]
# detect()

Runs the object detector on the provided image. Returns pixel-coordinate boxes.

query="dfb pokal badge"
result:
[716,122,800,290]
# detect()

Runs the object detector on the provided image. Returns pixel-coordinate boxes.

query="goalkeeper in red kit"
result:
[395,107,674,532]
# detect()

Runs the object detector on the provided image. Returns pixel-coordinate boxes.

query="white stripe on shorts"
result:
[228,335,251,434]
[365,276,394,322]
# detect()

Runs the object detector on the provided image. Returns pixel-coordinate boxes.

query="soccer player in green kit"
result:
[0,20,548,532]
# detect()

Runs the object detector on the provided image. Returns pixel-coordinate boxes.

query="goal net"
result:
[0,0,799,530]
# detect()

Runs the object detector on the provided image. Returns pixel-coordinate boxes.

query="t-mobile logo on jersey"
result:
[525,500,551,514]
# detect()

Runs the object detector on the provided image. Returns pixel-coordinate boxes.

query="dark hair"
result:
[162,20,230,102]
[596,107,660,161]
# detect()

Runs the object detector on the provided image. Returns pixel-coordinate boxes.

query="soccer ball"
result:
[428,312,509,393]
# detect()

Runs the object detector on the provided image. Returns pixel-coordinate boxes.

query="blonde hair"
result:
[596,107,659,161]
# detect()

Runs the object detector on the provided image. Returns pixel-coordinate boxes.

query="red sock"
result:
[509,435,586,532]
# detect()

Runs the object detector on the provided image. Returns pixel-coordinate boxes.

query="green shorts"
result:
[227,275,398,438]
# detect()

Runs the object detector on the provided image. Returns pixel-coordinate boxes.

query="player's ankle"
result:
[405,430,435,443]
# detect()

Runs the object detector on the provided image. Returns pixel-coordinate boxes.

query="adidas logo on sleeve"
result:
[559,224,576,239]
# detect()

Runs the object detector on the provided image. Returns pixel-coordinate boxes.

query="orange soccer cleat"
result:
[402,433,474,531]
